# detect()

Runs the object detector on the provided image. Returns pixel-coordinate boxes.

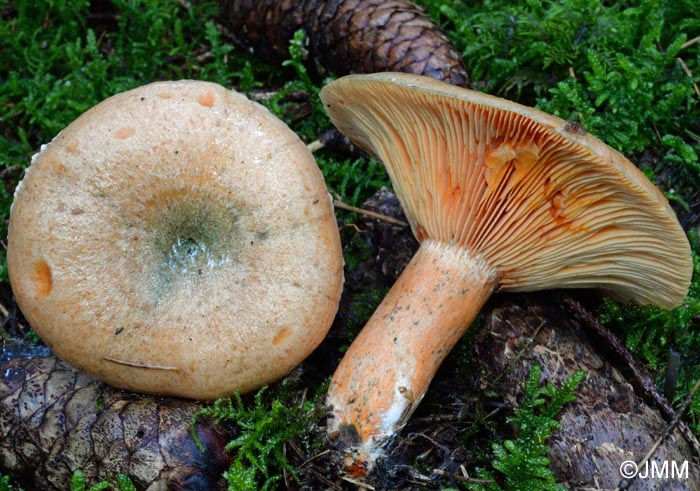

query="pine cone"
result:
[0,339,230,491]
[219,0,469,86]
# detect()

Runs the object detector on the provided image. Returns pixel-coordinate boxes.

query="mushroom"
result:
[319,73,692,472]
[8,80,344,400]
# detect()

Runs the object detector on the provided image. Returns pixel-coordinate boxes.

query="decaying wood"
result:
[218,0,469,87]
[475,296,699,491]
[0,338,230,491]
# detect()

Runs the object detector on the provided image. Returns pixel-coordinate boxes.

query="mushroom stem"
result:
[327,240,497,472]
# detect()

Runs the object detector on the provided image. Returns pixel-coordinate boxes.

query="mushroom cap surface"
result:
[9,80,344,399]
[320,73,691,308]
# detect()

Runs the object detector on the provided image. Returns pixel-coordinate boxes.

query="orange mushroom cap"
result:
[321,72,691,307]
[8,80,344,400]
[320,72,692,473]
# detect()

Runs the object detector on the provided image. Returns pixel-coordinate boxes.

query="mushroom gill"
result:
[320,72,692,474]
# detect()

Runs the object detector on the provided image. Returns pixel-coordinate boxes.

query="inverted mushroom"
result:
[320,73,692,472]
[8,80,344,400]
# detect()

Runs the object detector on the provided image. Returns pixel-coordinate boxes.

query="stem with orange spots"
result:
[326,240,497,474]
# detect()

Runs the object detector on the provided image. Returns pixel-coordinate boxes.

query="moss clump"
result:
[467,366,585,491]
[417,0,699,199]
[192,387,318,491]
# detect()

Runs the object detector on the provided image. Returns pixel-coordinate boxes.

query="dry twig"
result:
[341,475,375,489]
[431,467,495,485]
[333,200,409,227]
[676,57,700,97]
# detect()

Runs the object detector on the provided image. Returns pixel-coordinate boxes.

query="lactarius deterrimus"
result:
[320,73,692,473]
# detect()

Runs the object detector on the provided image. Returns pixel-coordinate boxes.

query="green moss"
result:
[0,470,137,491]
[467,366,585,491]
[316,154,390,208]
[417,0,700,196]
[1,0,231,151]
[69,471,136,491]
[260,30,333,141]
[192,387,318,491]
[0,474,22,491]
